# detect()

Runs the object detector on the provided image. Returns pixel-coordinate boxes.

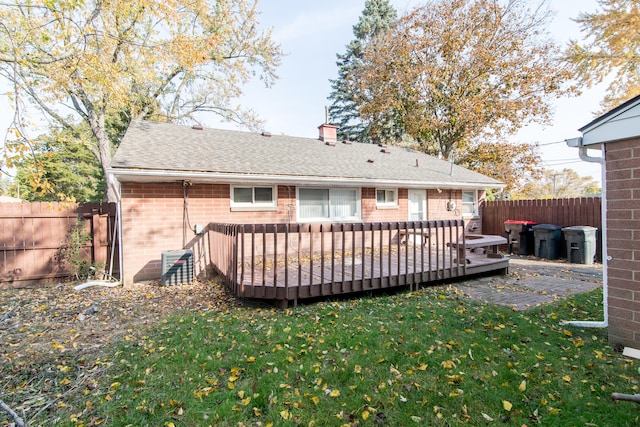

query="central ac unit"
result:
[161,250,194,286]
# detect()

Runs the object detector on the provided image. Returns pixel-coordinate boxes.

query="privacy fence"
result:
[0,202,118,287]
[481,197,602,261]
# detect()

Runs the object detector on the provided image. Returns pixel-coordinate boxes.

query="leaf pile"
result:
[0,278,242,425]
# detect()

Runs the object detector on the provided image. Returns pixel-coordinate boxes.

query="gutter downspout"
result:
[561,139,608,328]
[109,174,124,285]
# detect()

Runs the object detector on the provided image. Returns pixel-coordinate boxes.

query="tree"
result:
[566,0,640,111]
[456,140,542,197]
[0,0,282,202]
[348,0,573,160]
[328,0,398,143]
[514,168,601,199]
[9,126,105,202]
[0,176,10,195]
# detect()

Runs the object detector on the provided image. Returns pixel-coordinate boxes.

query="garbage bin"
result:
[562,226,598,265]
[533,224,562,260]
[504,220,537,255]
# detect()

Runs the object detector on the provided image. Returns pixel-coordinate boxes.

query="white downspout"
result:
[109,174,125,285]
[560,141,608,328]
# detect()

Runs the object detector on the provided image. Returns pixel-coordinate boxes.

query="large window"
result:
[231,186,277,210]
[462,190,478,217]
[376,188,398,208]
[298,188,360,221]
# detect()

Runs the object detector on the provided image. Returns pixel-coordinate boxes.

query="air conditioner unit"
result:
[161,250,194,286]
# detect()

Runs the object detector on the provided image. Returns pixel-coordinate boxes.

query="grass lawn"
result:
[10,285,640,426]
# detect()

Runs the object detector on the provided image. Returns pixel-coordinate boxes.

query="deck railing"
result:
[208,220,471,305]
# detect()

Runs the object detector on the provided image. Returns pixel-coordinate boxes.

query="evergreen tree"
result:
[328,0,398,143]
[10,127,105,202]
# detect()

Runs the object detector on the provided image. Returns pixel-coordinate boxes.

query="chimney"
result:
[318,123,338,143]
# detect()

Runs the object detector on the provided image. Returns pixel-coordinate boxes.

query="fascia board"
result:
[108,168,503,191]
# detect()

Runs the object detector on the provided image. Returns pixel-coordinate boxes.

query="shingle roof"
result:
[111,120,503,189]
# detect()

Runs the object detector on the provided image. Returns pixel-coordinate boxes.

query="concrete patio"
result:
[451,255,603,310]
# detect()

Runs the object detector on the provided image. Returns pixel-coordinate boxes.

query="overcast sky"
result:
[0,0,606,182]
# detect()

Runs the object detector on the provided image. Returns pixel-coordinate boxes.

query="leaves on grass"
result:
[0,278,239,425]
[2,270,637,426]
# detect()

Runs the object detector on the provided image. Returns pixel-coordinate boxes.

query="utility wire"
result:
[536,140,566,146]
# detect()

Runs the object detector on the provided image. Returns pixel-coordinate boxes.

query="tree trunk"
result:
[88,111,118,203]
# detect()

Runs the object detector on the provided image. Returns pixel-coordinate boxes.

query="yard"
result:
[1,264,638,426]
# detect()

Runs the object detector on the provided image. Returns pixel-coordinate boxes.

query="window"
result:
[298,188,360,221]
[376,188,398,208]
[461,190,478,217]
[231,186,277,210]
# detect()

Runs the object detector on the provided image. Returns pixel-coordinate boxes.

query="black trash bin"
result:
[533,224,562,260]
[562,226,598,265]
[504,220,537,255]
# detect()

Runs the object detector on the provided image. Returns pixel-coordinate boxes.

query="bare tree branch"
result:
[0,398,26,427]
[612,393,640,404]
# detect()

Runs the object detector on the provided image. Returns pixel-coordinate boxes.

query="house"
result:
[566,94,640,348]
[110,120,505,294]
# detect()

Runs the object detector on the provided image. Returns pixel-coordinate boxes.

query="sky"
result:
[205,0,606,183]
[0,0,606,183]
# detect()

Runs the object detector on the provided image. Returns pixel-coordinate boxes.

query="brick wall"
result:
[120,183,477,284]
[605,137,640,347]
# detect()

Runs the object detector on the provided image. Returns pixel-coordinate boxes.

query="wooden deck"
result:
[208,220,509,307]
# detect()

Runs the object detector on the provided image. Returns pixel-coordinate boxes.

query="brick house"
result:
[110,120,503,285]
[566,95,640,348]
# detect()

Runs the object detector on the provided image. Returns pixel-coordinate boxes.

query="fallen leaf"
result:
[280,409,291,420]
[519,380,527,392]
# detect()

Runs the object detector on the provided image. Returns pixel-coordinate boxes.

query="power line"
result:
[536,140,566,147]
[542,158,586,164]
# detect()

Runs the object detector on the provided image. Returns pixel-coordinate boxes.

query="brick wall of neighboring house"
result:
[605,138,640,347]
[120,182,477,284]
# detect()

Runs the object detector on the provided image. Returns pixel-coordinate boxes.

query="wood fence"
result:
[0,202,118,287]
[481,197,602,261]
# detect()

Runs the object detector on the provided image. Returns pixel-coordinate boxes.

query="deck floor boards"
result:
[210,221,510,305]
[237,246,508,299]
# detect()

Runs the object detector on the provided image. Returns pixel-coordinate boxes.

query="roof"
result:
[110,120,503,190]
[578,94,640,146]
